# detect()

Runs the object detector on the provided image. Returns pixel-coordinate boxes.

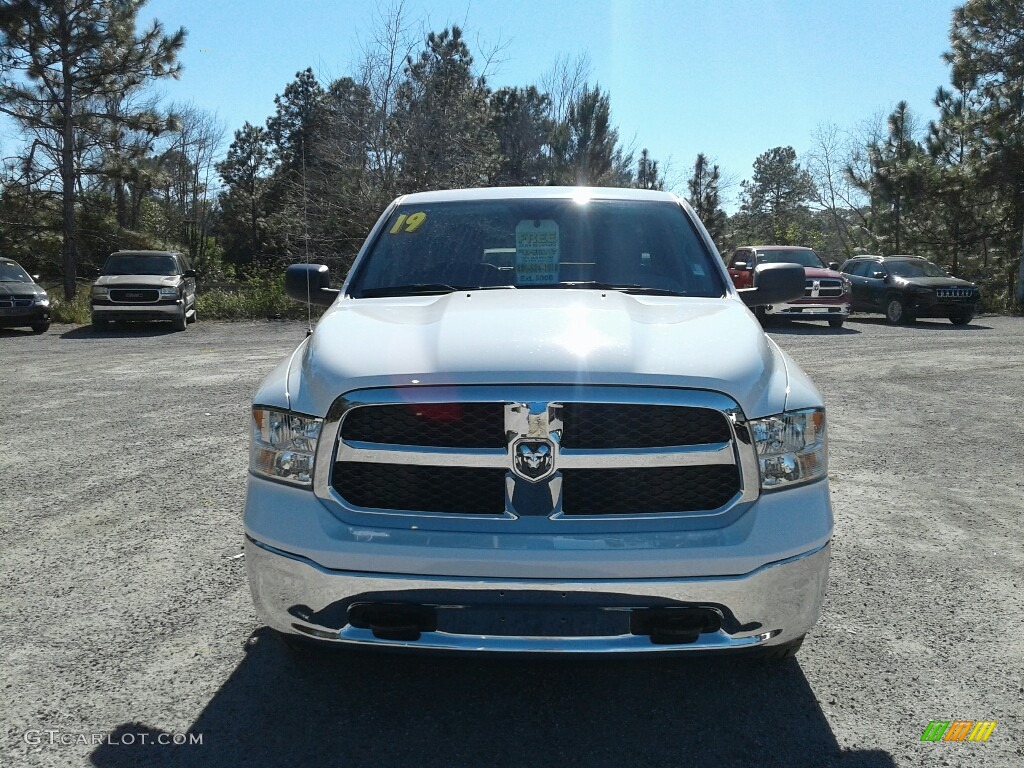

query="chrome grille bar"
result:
[313,385,761,524]
[336,440,736,469]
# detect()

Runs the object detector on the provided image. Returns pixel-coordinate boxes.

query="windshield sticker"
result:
[515,220,560,284]
[389,211,427,234]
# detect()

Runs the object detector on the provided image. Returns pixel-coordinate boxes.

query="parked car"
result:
[839,255,981,325]
[244,186,832,660]
[727,245,851,328]
[0,257,51,333]
[90,250,197,331]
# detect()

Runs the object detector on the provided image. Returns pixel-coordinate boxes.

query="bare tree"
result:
[540,52,592,126]
[356,0,418,207]
[806,122,869,257]
[155,102,225,262]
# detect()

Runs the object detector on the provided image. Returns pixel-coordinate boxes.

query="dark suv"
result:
[91,250,197,330]
[0,257,51,333]
[839,255,980,325]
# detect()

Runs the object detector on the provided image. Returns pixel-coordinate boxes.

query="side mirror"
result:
[184,269,197,278]
[32,274,41,281]
[285,263,339,307]
[828,261,840,270]
[738,263,805,308]
[871,271,886,280]
[731,262,747,271]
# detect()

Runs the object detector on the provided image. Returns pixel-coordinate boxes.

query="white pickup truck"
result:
[244,186,832,658]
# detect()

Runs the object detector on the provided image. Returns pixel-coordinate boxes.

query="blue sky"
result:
[143,0,960,204]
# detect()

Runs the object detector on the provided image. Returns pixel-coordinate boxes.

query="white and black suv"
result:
[91,250,197,331]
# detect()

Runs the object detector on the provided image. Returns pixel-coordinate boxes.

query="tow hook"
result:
[347,603,438,641]
[630,606,723,644]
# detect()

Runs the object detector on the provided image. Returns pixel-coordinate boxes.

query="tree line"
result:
[1,1,1021,308]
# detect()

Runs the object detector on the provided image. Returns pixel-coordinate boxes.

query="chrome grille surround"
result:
[313,386,760,528]
[935,287,975,300]
[803,278,844,298]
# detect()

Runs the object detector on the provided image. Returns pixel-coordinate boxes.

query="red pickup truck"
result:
[727,245,851,328]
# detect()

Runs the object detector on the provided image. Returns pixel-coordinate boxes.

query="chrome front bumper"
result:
[766,301,850,317]
[246,537,830,653]
[91,301,181,319]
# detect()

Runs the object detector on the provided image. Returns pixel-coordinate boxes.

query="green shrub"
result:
[197,271,325,321]
[49,283,92,324]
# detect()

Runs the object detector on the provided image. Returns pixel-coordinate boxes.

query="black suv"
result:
[0,257,51,333]
[91,250,197,330]
[840,255,980,325]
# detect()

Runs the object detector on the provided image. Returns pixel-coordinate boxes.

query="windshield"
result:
[349,199,725,298]
[756,249,824,268]
[102,254,178,276]
[886,259,948,278]
[0,262,32,282]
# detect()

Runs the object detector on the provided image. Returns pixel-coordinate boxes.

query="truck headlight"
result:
[91,286,108,298]
[250,407,322,486]
[750,408,827,489]
[158,287,178,298]
[33,295,50,306]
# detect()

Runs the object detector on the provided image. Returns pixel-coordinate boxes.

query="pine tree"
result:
[848,102,927,254]
[0,0,185,299]
[635,149,664,191]
[740,147,815,244]
[550,84,632,186]
[216,123,273,264]
[948,0,1024,303]
[393,27,496,191]
[489,86,553,185]
[687,153,726,245]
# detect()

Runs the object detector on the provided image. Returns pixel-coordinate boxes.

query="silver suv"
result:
[91,250,197,331]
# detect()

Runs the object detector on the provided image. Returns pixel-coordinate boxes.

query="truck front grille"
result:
[561,466,740,514]
[341,403,505,448]
[336,462,506,514]
[559,403,731,448]
[804,278,844,298]
[110,288,159,303]
[322,386,754,522]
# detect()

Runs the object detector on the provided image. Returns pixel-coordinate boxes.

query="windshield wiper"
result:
[518,281,685,296]
[357,283,521,298]
[358,283,463,298]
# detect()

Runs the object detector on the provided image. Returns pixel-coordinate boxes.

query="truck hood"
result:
[271,290,817,419]
[894,276,977,290]
[93,274,181,288]
[803,266,844,280]
[0,281,46,298]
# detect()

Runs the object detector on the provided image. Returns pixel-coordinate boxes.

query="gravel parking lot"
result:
[2,315,1022,767]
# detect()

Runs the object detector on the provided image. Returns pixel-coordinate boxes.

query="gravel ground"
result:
[1,315,1021,768]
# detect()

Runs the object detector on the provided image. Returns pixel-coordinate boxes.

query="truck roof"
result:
[395,186,683,205]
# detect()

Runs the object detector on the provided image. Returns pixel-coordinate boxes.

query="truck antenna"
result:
[301,137,313,337]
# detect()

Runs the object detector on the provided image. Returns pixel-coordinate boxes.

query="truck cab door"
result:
[727,250,755,289]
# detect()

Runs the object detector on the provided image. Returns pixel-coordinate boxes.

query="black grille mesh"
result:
[334,462,506,514]
[341,403,504,448]
[110,288,159,303]
[561,466,739,514]
[560,404,731,448]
